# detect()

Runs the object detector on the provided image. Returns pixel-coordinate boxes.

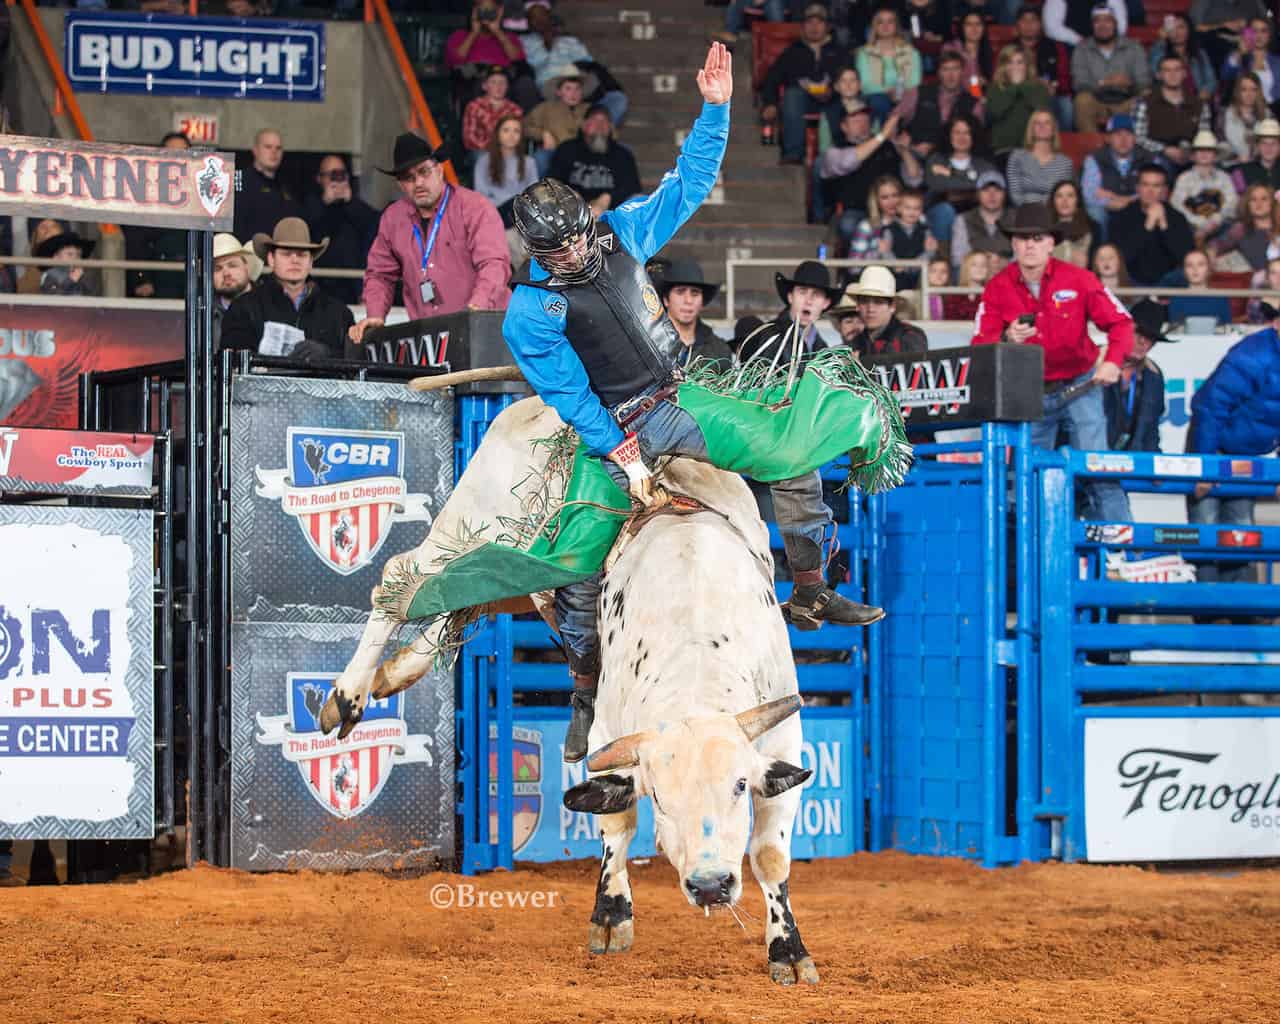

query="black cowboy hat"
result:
[1129,299,1174,343]
[34,231,94,260]
[656,258,720,303]
[999,202,1064,242]
[377,132,449,177]
[774,259,842,305]
[730,315,765,352]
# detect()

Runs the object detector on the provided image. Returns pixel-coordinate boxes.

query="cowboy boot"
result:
[564,671,598,763]
[782,536,884,630]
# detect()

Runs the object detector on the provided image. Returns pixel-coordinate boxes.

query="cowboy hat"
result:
[542,62,599,100]
[376,132,449,177]
[774,259,842,305]
[848,265,902,302]
[1129,299,1174,343]
[1256,118,1280,139]
[213,232,262,281]
[827,282,864,318]
[656,258,720,303]
[999,202,1064,242]
[34,231,93,260]
[252,217,329,261]
[1191,130,1220,151]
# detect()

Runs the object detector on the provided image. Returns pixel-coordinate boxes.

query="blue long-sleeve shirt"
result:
[1188,327,1280,457]
[502,100,730,455]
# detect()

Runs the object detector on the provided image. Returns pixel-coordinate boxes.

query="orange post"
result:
[369,0,459,186]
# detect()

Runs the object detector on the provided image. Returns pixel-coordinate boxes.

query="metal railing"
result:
[0,255,365,279]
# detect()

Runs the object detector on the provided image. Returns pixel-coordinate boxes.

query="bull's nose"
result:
[685,872,735,907]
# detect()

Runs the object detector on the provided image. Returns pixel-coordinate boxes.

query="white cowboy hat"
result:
[212,232,262,281]
[1191,130,1220,150]
[542,63,599,101]
[1256,118,1280,139]
[849,265,901,301]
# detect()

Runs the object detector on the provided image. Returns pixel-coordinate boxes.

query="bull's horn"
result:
[586,729,658,773]
[735,694,803,742]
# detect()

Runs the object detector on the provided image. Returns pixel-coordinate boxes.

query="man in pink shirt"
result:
[350,133,511,344]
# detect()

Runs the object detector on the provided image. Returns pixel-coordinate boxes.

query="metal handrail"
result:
[0,255,364,278]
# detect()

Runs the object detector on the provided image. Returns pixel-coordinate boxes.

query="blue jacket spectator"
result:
[1188,327,1280,456]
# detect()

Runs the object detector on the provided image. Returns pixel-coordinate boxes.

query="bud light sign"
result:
[0,505,153,838]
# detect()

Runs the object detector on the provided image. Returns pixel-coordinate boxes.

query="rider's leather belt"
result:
[615,383,680,428]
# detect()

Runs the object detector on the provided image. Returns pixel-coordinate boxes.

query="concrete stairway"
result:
[564,0,828,320]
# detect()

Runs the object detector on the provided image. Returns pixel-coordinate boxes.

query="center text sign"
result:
[0,135,233,231]
[1085,717,1280,861]
[66,14,325,101]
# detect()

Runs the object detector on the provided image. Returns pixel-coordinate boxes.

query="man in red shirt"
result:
[972,202,1135,521]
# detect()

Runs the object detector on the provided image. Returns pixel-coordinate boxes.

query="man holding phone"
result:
[445,0,525,72]
[972,203,1135,521]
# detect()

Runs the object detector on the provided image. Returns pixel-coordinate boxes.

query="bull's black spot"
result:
[590,854,632,927]
[770,908,780,924]
[765,590,778,608]
[711,639,720,649]
[720,634,729,643]
[608,629,615,644]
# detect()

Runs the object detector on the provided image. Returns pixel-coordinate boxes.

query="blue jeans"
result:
[554,388,833,673]
[596,89,629,128]
[781,86,821,160]
[1187,492,1256,585]
[863,92,895,122]
[533,147,555,176]
[726,0,784,32]
[1031,371,1131,523]
[926,201,957,243]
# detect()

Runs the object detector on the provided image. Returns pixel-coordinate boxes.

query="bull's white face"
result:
[639,719,760,908]
[565,702,811,911]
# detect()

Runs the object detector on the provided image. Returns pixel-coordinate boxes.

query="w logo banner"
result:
[255,673,434,819]
[255,427,432,575]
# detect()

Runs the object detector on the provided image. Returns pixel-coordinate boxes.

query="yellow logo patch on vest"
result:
[642,284,661,320]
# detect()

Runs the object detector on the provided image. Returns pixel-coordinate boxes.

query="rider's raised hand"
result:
[697,42,733,105]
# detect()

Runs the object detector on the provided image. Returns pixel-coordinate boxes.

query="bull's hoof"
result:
[587,919,633,954]
[370,664,397,701]
[769,957,820,986]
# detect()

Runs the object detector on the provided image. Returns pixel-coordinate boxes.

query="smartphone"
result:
[1017,313,1036,327]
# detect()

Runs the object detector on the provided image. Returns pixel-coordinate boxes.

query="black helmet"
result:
[512,179,601,283]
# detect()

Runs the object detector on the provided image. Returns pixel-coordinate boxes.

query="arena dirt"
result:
[5,851,1276,1024]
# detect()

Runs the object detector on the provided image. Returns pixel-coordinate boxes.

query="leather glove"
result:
[607,432,669,510]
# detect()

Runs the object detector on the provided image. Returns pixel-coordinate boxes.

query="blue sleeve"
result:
[502,285,626,456]
[601,101,730,264]
[1189,335,1262,454]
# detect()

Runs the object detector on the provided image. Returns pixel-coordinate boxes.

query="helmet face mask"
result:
[514,180,602,284]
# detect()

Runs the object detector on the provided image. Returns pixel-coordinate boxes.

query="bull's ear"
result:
[563,773,637,814]
[757,760,811,799]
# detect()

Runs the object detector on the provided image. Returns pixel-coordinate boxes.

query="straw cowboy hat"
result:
[848,265,902,302]
[827,282,863,318]
[213,232,262,281]
[252,217,329,262]
[543,62,598,100]
[774,259,842,305]
[376,132,449,177]
[655,258,720,303]
[999,202,1064,242]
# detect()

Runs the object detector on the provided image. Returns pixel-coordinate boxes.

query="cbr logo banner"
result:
[1085,717,1280,861]
[255,427,433,575]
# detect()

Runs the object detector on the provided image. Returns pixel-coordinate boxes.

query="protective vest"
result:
[1091,146,1139,198]
[511,225,683,407]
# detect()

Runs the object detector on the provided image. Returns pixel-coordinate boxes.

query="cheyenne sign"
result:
[0,135,233,230]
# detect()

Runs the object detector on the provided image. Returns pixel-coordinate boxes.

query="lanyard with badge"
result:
[412,185,451,305]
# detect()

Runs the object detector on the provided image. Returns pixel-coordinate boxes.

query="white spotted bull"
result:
[562,458,819,985]
[319,396,818,983]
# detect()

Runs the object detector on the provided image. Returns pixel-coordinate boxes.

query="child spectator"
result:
[474,115,539,220]
[1092,242,1131,293]
[1246,257,1280,323]
[925,256,949,318]
[879,187,937,288]
[462,66,523,154]
[1050,180,1100,268]
[1170,132,1237,247]
[943,250,989,321]
[525,69,588,175]
[1168,249,1232,326]
[817,67,864,155]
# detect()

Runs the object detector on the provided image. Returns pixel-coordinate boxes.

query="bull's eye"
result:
[734,777,747,797]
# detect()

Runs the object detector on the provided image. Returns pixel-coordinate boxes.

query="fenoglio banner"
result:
[0,134,233,230]
[505,713,858,862]
[1084,717,1280,861]
[0,506,154,839]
